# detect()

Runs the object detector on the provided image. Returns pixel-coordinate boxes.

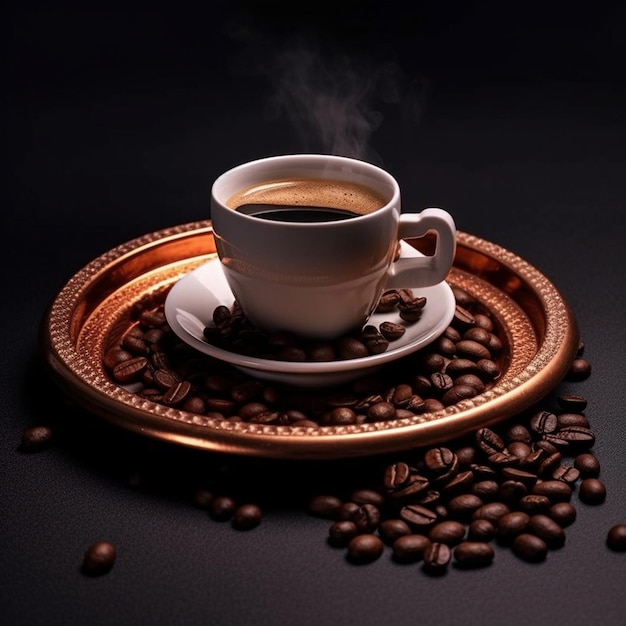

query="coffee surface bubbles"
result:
[226,178,386,219]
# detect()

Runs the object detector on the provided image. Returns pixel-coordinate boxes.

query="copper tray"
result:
[40,221,579,460]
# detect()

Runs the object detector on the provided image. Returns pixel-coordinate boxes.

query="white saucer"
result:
[164,245,456,388]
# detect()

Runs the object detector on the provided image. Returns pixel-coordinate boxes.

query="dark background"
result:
[3,1,626,625]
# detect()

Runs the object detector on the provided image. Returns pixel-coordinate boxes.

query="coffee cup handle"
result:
[385,208,457,288]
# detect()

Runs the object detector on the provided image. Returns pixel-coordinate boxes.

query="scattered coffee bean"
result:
[579,478,607,504]
[574,453,601,478]
[566,358,592,381]
[606,524,626,552]
[232,503,263,530]
[347,534,384,564]
[512,533,548,562]
[20,425,53,452]
[453,541,495,568]
[422,541,451,574]
[81,541,116,576]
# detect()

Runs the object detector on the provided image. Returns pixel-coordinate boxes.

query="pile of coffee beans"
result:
[201,288,427,361]
[305,389,609,570]
[104,286,503,426]
[23,282,625,577]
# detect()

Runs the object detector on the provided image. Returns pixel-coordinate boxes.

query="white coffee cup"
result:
[210,154,456,340]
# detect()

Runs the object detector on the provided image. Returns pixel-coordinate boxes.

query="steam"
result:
[256,39,425,164]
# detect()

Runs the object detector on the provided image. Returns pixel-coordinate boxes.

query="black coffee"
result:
[236,204,358,222]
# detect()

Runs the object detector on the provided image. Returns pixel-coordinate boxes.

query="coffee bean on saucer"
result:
[81,541,116,576]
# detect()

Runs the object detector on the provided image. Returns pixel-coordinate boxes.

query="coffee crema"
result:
[226,177,387,221]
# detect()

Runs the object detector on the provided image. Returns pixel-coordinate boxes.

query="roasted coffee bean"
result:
[508,441,532,460]
[162,380,192,406]
[556,393,588,412]
[454,445,478,467]
[528,514,566,548]
[574,453,601,478]
[398,297,427,322]
[392,533,432,563]
[501,467,538,488]
[531,480,572,503]
[112,356,149,383]
[451,305,475,330]
[441,470,475,496]
[327,520,359,547]
[447,494,484,521]
[367,401,396,422]
[103,346,133,370]
[450,287,475,309]
[467,518,496,542]
[383,462,411,490]
[327,407,358,425]
[530,410,558,436]
[453,374,486,393]
[556,413,590,428]
[387,474,430,500]
[471,480,499,501]
[232,503,263,530]
[442,384,479,406]
[349,504,381,533]
[430,372,453,393]
[422,542,451,574]
[518,494,551,515]
[347,534,384,564]
[453,541,495,568]
[476,359,501,381]
[445,358,482,378]
[379,321,406,341]
[434,336,457,357]
[308,495,343,519]
[336,337,369,360]
[20,425,53,452]
[428,520,466,546]
[350,488,386,508]
[551,465,580,486]
[505,423,533,444]
[424,447,457,475]
[210,495,238,521]
[375,290,401,312]
[548,502,577,527]
[82,541,116,576]
[475,427,506,456]
[400,504,438,530]
[579,478,607,504]
[338,502,360,520]
[549,426,595,451]
[378,519,412,545]
[498,480,528,504]
[385,384,414,408]
[455,339,491,361]
[307,343,336,361]
[472,502,511,524]
[606,524,626,552]
[566,357,592,381]
[512,533,548,562]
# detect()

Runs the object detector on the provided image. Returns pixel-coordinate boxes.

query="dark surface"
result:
[4,2,626,625]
